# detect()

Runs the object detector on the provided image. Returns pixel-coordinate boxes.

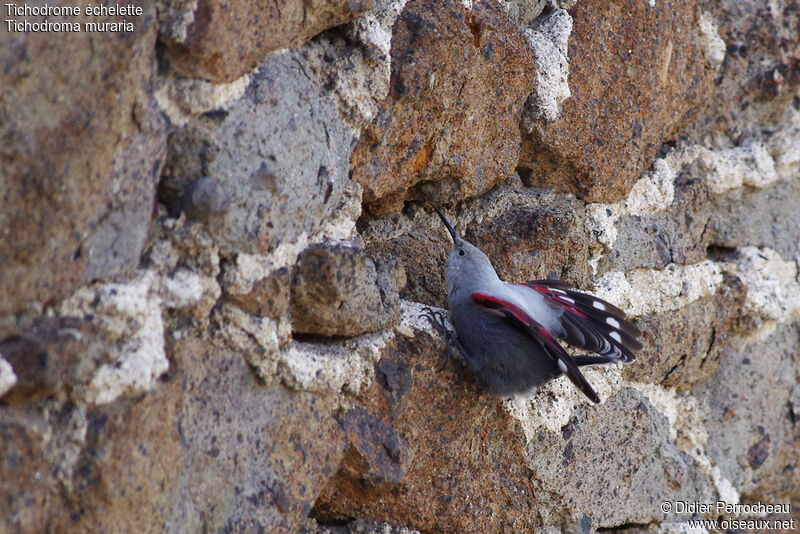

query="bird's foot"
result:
[420,307,458,372]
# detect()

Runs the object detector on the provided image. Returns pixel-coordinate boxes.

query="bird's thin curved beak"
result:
[430,202,459,244]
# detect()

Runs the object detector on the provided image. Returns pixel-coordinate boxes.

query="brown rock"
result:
[335,407,408,490]
[291,244,401,337]
[464,189,592,287]
[314,334,538,533]
[624,275,747,389]
[351,0,536,216]
[363,188,592,309]
[365,229,450,307]
[160,0,373,82]
[0,318,111,405]
[0,1,166,316]
[225,266,292,318]
[0,336,345,534]
[519,0,714,202]
[0,409,65,534]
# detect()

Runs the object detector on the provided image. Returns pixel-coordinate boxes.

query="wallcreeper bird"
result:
[424,204,642,403]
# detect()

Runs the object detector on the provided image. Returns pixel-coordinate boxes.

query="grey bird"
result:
[426,203,642,403]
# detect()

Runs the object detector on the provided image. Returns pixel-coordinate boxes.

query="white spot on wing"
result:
[593,301,606,311]
[610,331,622,343]
[561,297,575,304]
[557,359,568,373]
[606,317,620,328]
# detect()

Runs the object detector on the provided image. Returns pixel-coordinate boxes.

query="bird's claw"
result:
[420,307,456,372]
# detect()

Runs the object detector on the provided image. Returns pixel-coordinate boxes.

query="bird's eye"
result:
[458,249,465,256]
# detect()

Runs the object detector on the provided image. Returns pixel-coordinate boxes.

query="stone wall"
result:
[1,0,799,532]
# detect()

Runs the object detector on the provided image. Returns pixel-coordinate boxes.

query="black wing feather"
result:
[523,280,642,362]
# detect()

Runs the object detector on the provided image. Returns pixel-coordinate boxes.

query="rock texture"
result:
[0,0,166,318]
[159,0,374,81]
[519,0,716,202]
[1,0,799,533]
[350,0,536,216]
[291,243,402,336]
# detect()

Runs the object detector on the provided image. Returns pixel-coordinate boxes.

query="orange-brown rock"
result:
[519,0,714,202]
[351,0,536,216]
[463,189,592,287]
[160,0,373,82]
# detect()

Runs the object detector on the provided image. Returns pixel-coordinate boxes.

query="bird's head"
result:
[430,203,499,294]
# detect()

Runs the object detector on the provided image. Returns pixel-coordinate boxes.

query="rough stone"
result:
[598,160,714,273]
[463,187,593,288]
[310,518,421,534]
[335,406,408,489]
[0,317,111,405]
[144,215,222,322]
[593,261,724,319]
[159,0,374,82]
[625,275,747,389]
[727,247,800,326]
[291,244,401,337]
[694,322,800,500]
[362,187,592,309]
[365,226,451,308]
[3,0,800,532]
[215,251,297,368]
[0,337,345,534]
[213,302,289,374]
[503,0,550,27]
[160,50,358,255]
[313,318,540,533]
[350,0,536,216]
[519,0,715,203]
[522,8,573,122]
[0,0,166,316]
[303,0,411,131]
[155,73,253,128]
[58,271,168,405]
[224,263,292,319]
[593,126,800,275]
[0,404,81,532]
[695,0,800,141]
[524,388,715,529]
[0,355,16,397]
[707,176,800,262]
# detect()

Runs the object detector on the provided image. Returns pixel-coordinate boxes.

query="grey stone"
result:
[626,276,746,389]
[171,176,231,222]
[599,169,712,273]
[526,388,715,529]
[693,322,800,498]
[161,50,358,255]
[291,244,401,337]
[309,518,421,534]
[82,97,167,282]
[707,177,800,262]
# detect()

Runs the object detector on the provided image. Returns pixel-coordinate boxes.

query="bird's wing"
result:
[471,292,601,403]
[520,280,642,363]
